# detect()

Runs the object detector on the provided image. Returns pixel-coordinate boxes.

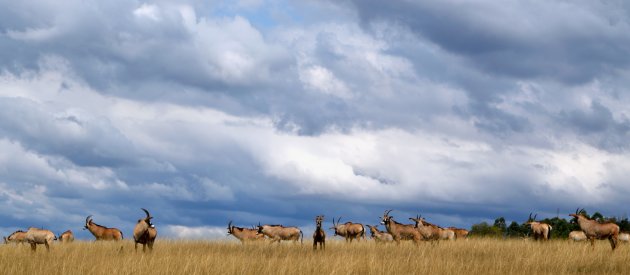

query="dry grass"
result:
[1,238,629,275]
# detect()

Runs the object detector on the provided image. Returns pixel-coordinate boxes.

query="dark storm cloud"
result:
[348,0,630,83]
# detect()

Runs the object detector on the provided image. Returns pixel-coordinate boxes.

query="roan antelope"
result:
[526,213,552,241]
[84,215,124,241]
[569,208,619,250]
[330,217,365,243]
[447,227,469,239]
[257,224,303,244]
[133,208,157,252]
[409,215,455,241]
[366,225,393,243]
[313,215,326,250]
[227,221,265,243]
[569,230,587,242]
[4,230,27,244]
[25,227,56,252]
[58,230,74,243]
[380,210,422,245]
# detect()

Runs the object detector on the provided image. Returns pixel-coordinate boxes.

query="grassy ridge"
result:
[1,239,628,275]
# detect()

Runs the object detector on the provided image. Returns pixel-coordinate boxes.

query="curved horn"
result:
[575,208,580,215]
[228,220,232,229]
[86,215,93,224]
[534,214,538,220]
[337,217,342,225]
[141,208,151,219]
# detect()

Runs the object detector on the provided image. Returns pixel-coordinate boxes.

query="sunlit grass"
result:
[0,238,628,274]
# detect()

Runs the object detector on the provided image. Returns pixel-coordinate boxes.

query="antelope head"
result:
[568,208,585,224]
[227,221,233,235]
[140,208,154,228]
[84,215,93,230]
[381,210,393,226]
[257,222,263,234]
[329,217,342,235]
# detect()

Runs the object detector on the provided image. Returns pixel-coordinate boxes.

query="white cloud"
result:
[162,225,229,240]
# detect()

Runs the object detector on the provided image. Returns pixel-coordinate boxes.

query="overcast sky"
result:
[2,0,630,240]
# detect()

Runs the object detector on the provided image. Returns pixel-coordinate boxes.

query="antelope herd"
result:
[2,208,157,253]
[3,208,630,252]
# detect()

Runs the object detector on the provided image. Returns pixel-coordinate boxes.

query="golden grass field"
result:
[1,238,629,275]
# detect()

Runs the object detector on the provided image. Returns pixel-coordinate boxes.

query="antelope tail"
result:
[548,225,552,240]
[300,230,304,244]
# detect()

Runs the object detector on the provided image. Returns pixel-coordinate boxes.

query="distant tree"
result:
[506,221,526,238]
[494,217,506,233]
[592,212,605,223]
[470,222,502,237]
[617,217,630,233]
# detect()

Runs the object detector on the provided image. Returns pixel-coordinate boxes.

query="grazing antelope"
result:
[569,230,587,242]
[366,225,393,243]
[447,227,469,239]
[4,230,28,244]
[569,208,619,250]
[526,213,552,241]
[619,232,630,243]
[313,215,326,250]
[257,224,303,244]
[380,210,422,245]
[133,208,157,252]
[25,227,56,252]
[84,215,124,241]
[330,217,365,243]
[227,221,265,243]
[58,230,74,243]
[409,216,455,241]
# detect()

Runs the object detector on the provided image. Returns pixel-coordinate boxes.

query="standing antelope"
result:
[447,227,469,239]
[133,208,157,252]
[25,227,56,252]
[84,215,124,241]
[227,221,265,243]
[330,217,365,243]
[58,230,74,243]
[257,224,303,244]
[409,216,455,241]
[380,210,422,245]
[366,225,393,243]
[526,213,552,241]
[4,230,27,244]
[569,208,619,250]
[313,215,325,250]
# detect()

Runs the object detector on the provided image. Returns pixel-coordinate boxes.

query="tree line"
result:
[469,210,630,238]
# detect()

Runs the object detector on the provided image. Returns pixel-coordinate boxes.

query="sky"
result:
[2,0,630,240]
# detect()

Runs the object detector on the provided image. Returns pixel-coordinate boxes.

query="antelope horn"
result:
[228,220,232,229]
[385,209,393,216]
[534,214,538,220]
[337,217,342,225]
[86,215,93,224]
[575,208,580,215]
[141,208,152,220]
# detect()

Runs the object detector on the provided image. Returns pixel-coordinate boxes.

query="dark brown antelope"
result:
[58,230,74,243]
[409,215,455,241]
[4,230,27,244]
[227,221,265,243]
[366,225,393,243]
[133,208,157,252]
[380,210,422,245]
[257,224,303,244]
[313,215,325,250]
[526,213,552,241]
[25,227,56,252]
[447,227,469,239]
[330,217,365,243]
[84,215,124,241]
[569,208,619,250]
